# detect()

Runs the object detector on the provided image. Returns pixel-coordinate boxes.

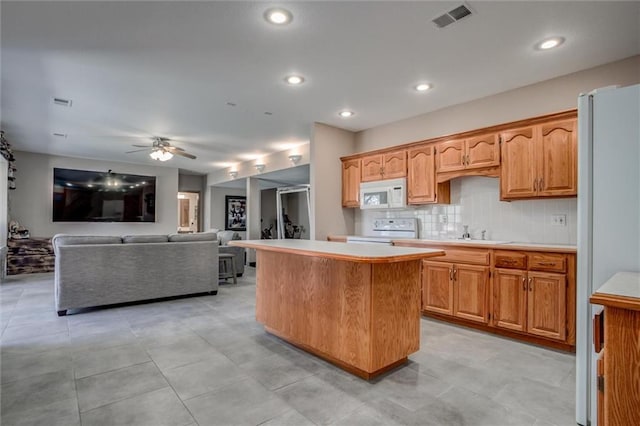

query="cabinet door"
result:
[453,264,489,324]
[341,159,361,208]
[422,261,453,315]
[538,119,577,197]
[382,150,407,179]
[436,139,465,173]
[493,269,527,332]
[407,145,436,204]
[527,271,566,341]
[361,154,383,182]
[500,127,537,199]
[466,133,500,169]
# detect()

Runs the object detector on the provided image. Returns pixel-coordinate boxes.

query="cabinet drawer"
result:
[494,251,527,269]
[433,248,490,265]
[528,253,566,272]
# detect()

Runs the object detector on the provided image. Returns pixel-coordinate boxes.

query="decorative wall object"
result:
[0,131,16,190]
[225,195,246,231]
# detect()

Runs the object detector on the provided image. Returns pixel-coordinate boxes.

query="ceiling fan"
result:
[126,137,197,161]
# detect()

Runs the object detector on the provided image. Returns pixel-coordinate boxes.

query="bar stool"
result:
[218,253,237,284]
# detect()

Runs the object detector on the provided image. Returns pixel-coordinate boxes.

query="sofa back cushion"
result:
[51,234,122,255]
[168,232,217,242]
[122,234,169,243]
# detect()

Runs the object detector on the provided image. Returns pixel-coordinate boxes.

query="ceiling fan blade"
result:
[132,144,151,148]
[166,146,185,152]
[125,148,151,154]
[173,150,197,160]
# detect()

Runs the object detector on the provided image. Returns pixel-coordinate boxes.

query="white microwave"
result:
[359,178,406,209]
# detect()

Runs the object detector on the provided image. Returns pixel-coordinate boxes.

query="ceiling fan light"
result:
[149,149,173,161]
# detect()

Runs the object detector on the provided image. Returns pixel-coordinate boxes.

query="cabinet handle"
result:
[538,262,557,266]
[528,277,533,291]
[449,268,453,281]
[533,178,538,192]
[539,177,544,190]
[466,155,470,166]
[522,277,527,290]
[453,266,457,281]
[502,259,517,264]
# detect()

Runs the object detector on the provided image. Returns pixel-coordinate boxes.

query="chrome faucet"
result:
[481,230,487,240]
[462,225,471,240]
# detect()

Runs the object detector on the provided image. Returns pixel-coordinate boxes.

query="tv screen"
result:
[53,168,156,222]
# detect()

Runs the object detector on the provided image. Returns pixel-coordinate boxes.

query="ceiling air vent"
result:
[432,4,473,28]
[53,97,72,107]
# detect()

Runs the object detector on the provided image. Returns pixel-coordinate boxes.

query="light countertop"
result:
[229,239,444,263]
[590,272,640,311]
[327,236,577,253]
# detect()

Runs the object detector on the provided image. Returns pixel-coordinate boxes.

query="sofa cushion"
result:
[52,234,122,256]
[168,232,217,242]
[53,235,122,246]
[122,234,169,243]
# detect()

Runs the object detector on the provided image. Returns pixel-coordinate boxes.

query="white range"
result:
[346,218,418,245]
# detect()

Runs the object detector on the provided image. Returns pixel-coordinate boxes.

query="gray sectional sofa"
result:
[52,232,219,316]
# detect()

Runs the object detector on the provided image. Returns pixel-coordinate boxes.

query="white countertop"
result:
[390,238,577,253]
[230,239,444,263]
[594,272,640,300]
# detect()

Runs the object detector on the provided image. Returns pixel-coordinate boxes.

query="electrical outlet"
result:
[440,215,448,224]
[551,214,567,226]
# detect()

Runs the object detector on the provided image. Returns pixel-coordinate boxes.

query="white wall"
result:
[310,123,357,240]
[351,56,640,244]
[10,151,179,236]
[209,186,246,239]
[207,143,310,185]
[355,56,640,151]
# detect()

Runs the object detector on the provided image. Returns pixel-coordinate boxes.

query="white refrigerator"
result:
[576,84,640,426]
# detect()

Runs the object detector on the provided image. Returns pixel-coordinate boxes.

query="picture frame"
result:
[225,195,246,231]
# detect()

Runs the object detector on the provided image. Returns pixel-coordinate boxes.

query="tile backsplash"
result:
[355,176,577,244]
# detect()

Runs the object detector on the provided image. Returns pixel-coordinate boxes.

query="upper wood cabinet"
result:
[361,150,407,182]
[436,133,500,173]
[500,118,577,200]
[341,159,360,208]
[407,145,450,205]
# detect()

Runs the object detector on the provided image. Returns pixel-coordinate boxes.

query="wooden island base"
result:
[265,326,408,380]
[227,240,444,380]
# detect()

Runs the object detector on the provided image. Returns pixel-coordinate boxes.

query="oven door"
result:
[360,188,390,209]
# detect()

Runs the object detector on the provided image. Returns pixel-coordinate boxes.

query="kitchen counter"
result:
[590,272,640,311]
[231,239,444,263]
[390,238,577,253]
[229,239,444,379]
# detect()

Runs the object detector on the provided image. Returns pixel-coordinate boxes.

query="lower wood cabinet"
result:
[494,269,566,341]
[422,260,489,324]
[407,242,576,351]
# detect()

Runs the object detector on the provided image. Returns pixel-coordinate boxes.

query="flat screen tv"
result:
[53,168,156,222]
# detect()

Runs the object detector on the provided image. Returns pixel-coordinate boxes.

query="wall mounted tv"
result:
[53,168,156,222]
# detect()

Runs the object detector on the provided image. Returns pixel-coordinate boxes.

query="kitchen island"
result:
[229,239,444,379]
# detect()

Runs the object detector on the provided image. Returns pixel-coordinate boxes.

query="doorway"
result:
[177,192,200,233]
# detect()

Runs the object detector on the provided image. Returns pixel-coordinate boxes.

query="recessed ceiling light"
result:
[285,75,304,85]
[338,110,355,118]
[264,8,292,25]
[536,37,565,50]
[414,83,432,92]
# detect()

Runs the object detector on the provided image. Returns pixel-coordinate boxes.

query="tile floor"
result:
[0,269,576,426]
